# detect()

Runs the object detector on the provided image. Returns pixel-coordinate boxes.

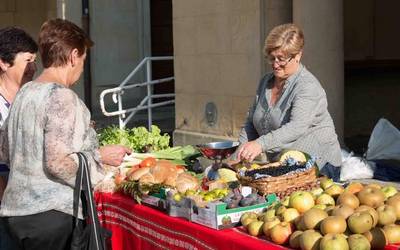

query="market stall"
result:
[95,125,400,250]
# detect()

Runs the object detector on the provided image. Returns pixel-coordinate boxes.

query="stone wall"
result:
[173,0,263,145]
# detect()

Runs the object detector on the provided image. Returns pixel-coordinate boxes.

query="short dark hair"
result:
[0,27,38,66]
[39,18,93,68]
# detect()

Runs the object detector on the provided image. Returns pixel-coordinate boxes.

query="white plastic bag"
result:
[340,149,375,181]
[366,118,400,161]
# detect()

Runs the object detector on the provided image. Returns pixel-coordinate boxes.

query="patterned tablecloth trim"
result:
[98,202,215,250]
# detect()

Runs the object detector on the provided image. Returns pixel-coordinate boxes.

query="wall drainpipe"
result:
[82,0,92,111]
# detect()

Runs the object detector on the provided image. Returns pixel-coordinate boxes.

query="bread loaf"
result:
[175,172,200,193]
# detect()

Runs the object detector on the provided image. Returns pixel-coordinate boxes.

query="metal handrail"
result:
[99,56,174,129]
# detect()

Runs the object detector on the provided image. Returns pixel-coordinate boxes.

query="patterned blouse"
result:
[0,82,105,217]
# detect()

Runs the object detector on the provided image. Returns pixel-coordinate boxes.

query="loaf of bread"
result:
[175,172,200,193]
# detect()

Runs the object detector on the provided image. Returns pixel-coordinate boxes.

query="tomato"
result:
[140,157,157,168]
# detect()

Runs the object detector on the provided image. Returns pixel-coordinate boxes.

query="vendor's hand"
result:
[237,141,262,162]
[99,145,132,167]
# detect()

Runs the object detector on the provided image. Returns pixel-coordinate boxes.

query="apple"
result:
[240,212,258,226]
[269,222,293,245]
[347,211,374,234]
[355,205,379,227]
[281,208,300,223]
[347,234,370,250]
[320,233,349,250]
[247,220,264,237]
[357,187,385,208]
[262,216,280,237]
[320,216,347,235]
[386,195,400,220]
[320,178,334,190]
[381,186,398,199]
[376,205,397,226]
[316,193,336,206]
[311,188,324,198]
[383,224,400,244]
[303,208,329,230]
[363,228,388,249]
[325,184,344,198]
[289,230,303,249]
[299,229,322,250]
[258,209,276,221]
[336,192,360,209]
[331,205,354,219]
[289,191,315,213]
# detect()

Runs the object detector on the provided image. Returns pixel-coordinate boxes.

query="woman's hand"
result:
[237,141,262,162]
[99,145,132,166]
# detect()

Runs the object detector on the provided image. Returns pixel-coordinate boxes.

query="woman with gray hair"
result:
[237,23,341,180]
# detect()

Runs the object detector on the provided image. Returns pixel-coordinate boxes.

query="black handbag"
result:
[71,152,111,250]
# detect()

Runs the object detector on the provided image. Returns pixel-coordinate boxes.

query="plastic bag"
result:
[366,118,400,161]
[340,149,375,181]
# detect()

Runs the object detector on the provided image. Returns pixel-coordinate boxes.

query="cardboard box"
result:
[166,197,191,220]
[140,188,168,211]
[190,193,277,230]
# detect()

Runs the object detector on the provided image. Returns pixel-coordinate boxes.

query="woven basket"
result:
[239,163,318,199]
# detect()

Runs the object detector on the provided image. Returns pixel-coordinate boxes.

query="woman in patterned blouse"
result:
[0,19,131,250]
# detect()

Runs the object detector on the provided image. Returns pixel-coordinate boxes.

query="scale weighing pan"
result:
[196,141,240,160]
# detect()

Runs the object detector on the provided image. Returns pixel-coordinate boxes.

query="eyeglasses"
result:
[266,56,293,66]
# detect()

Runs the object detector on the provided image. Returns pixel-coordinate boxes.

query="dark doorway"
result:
[149,0,175,136]
[150,0,174,96]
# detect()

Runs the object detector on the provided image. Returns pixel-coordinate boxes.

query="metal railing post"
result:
[146,58,153,130]
[118,92,124,129]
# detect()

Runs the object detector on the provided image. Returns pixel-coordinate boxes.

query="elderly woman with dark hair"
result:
[0,25,38,250]
[0,26,38,201]
[237,23,342,179]
[0,19,131,250]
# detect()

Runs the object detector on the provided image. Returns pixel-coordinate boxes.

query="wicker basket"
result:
[239,163,319,199]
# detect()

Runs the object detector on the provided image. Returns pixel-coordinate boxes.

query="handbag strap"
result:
[76,152,105,250]
[73,153,84,223]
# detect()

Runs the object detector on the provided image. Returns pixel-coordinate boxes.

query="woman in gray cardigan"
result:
[237,23,341,179]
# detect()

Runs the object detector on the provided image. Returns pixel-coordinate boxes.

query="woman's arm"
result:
[43,87,80,186]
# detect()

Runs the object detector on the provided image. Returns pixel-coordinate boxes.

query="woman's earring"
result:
[296,59,299,63]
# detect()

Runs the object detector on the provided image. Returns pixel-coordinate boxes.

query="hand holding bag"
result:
[71,152,111,250]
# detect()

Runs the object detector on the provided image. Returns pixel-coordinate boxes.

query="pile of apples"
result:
[240,178,400,250]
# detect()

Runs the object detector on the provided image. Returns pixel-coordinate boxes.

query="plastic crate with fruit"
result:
[238,150,319,199]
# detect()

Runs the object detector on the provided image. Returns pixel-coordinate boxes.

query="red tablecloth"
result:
[95,192,290,250]
[95,192,400,250]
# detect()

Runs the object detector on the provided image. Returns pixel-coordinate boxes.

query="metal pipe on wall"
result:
[82,0,92,111]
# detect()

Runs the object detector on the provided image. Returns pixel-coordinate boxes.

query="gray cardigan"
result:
[239,64,342,168]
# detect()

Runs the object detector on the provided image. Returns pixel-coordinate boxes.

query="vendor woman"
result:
[237,23,341,180]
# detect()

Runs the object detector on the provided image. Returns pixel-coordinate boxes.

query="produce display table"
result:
[95,192,288,250]
[95,192,400,250]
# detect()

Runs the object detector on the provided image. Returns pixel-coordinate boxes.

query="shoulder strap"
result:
[77,152,105,250]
